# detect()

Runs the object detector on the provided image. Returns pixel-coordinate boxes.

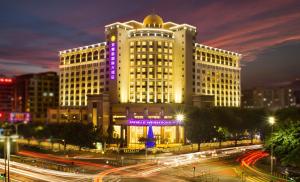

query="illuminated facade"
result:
[58,14,241,147]
[0,77,14,113]
[14,72,59,122]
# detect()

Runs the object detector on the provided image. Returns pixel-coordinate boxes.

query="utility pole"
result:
[193,166,196,177]
[3,127,12,182]
[268,116,275,176]
[2,125,18,182]
[270,123,274,175]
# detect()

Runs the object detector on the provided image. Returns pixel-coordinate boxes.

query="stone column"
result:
[176,125,180,143]
[161,126,165,144]
[126,126,130,147]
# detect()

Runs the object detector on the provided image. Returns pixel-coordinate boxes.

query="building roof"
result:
[143,14,164,27]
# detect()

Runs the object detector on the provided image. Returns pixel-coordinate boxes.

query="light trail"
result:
[18,150,112,169]
[238,150,288,182]
[95,144,262,182]
[0,159,95,182]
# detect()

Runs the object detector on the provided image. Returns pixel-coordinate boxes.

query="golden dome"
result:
[143,14,164,28]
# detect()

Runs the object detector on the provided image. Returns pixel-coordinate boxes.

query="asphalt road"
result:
[0,159,94,182]
[97,145,262,182]
[0,145,268,182]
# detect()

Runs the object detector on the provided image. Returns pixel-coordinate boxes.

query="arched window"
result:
[65,56,70,64]
[76,54,80,63]
[70,55,75,64]
[60,57,64,65]
[93,51,99,60]
[100,49,105,59]
[81,53,86,62]
[87,52,92,61]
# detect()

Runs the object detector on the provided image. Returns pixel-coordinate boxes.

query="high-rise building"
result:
[0,76,14,112]
[57,14,241,146]
[14,72,59,122]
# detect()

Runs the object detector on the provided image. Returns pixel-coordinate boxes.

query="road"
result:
[0,159,95,182]
[95,145,262,182]
[237,150,288,182]
[2,144,281,182]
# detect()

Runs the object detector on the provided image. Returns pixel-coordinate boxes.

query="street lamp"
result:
[61,139,66,154]
[268,116,275,125]
[268,116,275,176]
[176,113,185,122]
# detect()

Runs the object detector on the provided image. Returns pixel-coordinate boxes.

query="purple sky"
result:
[1,0,300,88]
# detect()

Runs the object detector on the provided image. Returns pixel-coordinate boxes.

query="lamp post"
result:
[3,128,12,182]
[176,113,185,145]
[268,116,275,176]
[176,114,185,122]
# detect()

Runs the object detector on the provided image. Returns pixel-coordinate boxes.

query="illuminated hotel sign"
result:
[0,78,13,83]
[109,35,117,80]
[128,119,183,126]
[9,112,30,123]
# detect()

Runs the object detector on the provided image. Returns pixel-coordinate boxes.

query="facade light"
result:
[176,114,185,122]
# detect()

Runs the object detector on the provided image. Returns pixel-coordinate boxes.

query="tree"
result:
[186,107,216,151]
[106,122,114,146]
[215,126,230,147]
[267,121,300,167]
[213,107,243,146]
[18,122,98,150]
[275,107,300,126]
[241,108,266,144]
[185,107,267,149]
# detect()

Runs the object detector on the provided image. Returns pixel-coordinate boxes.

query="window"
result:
[81,53,86,62]
[76,54,80,63]
[93,51,99,60]
[70,55,75,63]
[87,52,92,61]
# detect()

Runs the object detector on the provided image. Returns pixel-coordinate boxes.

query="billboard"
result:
[9,112,30,123]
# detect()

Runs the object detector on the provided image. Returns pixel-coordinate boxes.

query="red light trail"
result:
[18,150,112,169]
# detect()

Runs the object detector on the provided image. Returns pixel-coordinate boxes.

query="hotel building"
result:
[57,14,241,147]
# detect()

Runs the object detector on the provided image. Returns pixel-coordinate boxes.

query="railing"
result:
[17,138,261,155]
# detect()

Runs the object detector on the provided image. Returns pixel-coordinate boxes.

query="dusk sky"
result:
[1,0,300,88]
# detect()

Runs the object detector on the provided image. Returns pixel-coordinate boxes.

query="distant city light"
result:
[0,78,12,83]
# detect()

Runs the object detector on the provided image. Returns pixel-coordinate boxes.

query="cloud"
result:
[0,0,299,87]
[242,41,300,88]
[191,1,300,62]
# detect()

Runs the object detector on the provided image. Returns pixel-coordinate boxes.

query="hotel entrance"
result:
[124,119,184,148]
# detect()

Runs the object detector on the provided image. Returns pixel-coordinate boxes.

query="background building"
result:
[0,76,14,112]
[242,79,300,109]
[0,76,15,122]
[57,14,241,147]
[14,72,59,122]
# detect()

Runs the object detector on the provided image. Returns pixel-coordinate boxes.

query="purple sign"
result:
[9,112,30,123]
[128,119,183,126]
[109,42,117,80]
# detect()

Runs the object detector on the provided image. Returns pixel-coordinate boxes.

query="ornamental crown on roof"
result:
[143,14,164,28]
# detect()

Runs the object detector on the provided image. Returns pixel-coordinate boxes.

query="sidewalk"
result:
[17,138,260,155]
